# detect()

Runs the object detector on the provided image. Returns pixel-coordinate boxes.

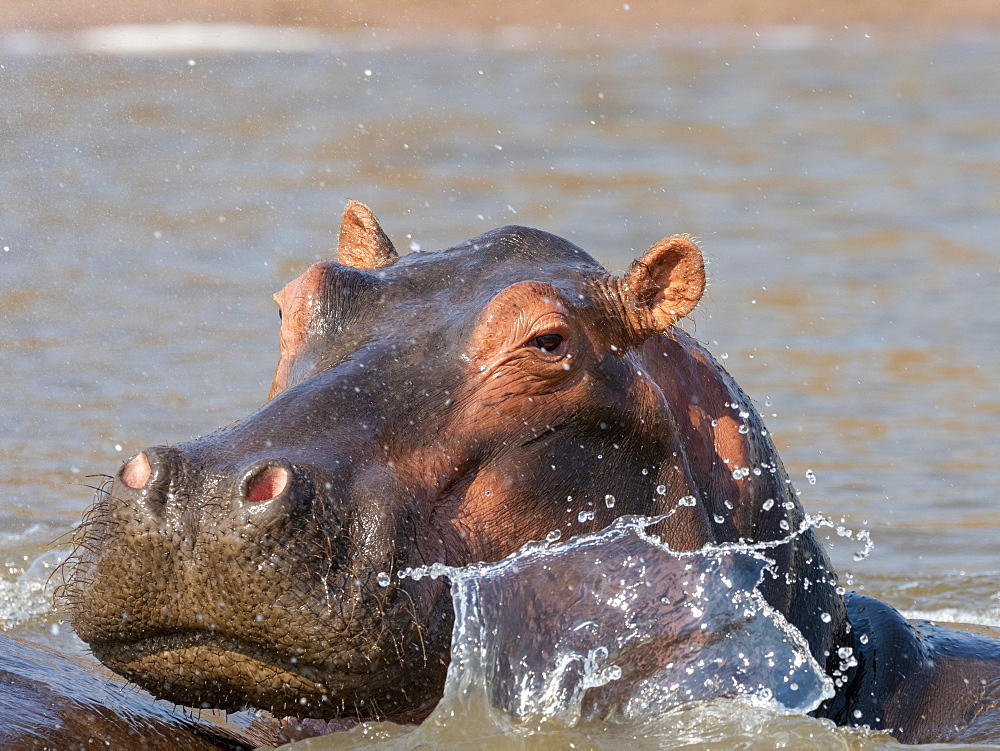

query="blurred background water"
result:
[0,21,998,749]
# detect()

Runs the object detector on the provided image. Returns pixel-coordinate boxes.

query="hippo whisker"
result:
[53,482,115,595]
[80,475,114,493]
[382,582,428,665]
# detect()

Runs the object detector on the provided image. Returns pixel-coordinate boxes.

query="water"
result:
[420,518,835,721]
[1,23,998,748]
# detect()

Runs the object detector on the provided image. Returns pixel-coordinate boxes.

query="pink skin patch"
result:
[121,452,151,489]
[245,466,289,503]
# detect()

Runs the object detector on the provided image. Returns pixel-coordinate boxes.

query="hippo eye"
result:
[531,333,564,352]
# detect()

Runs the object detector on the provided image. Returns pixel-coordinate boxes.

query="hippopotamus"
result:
[0,632,256,750]
[57,202,1000,745]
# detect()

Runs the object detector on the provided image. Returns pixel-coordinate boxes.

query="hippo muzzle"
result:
[65,378,454,719]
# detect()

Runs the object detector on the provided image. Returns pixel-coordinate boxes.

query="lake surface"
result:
[0,23,998,749]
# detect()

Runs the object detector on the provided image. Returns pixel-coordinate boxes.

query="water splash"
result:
[401,517,834,731]
[0,549,66,630]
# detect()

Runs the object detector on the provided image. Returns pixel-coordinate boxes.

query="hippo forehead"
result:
[366,225,603,306]
[271,226,609,397]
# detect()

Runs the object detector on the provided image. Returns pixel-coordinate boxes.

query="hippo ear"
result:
[621,236,705,332]
[337,200,398,269]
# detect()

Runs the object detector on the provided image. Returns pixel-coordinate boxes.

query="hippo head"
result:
[62,203,843,722]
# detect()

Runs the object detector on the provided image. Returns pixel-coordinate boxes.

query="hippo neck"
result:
[642,328,850,671]
[638,329,781,540]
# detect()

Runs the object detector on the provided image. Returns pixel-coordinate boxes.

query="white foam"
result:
[82,23,333,54]
[0,21,850,57]
[901,608,1000,629]
[0,549,66,629]
[0,24,335,56]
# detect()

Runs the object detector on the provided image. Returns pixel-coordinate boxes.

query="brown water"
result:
[0,24,998,749]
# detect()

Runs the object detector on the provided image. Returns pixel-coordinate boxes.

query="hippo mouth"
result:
[89,631,370,717]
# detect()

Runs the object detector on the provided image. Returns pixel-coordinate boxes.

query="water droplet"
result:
[805,469,817,485]
[762,498,774,511]
[853,709,863,719]
[737,424,749,434]
[546,529,562,543]
[820,612,832,623]
[604,494,616,508]
[655,484,667,495]
[713,514,725,524]
[641,468,648,475]
[789,682,798,691]
[578,510,594,523]
[859,633,869,645]
[376,572,390,587]
[677,495,697,507]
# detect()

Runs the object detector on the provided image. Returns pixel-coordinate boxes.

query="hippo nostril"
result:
[121,452,151,489]
[244,465,290,503]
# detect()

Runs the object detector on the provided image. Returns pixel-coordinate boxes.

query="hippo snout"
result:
[111,447,311,539]
[121,449,292,504]
[61,426,449,718]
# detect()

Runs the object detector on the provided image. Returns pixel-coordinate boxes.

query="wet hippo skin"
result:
[45,202,998,745]
[827,594,1000,744]
[0,632,259,750]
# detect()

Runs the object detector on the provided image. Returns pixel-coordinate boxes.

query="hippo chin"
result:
[60,202,999,743]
